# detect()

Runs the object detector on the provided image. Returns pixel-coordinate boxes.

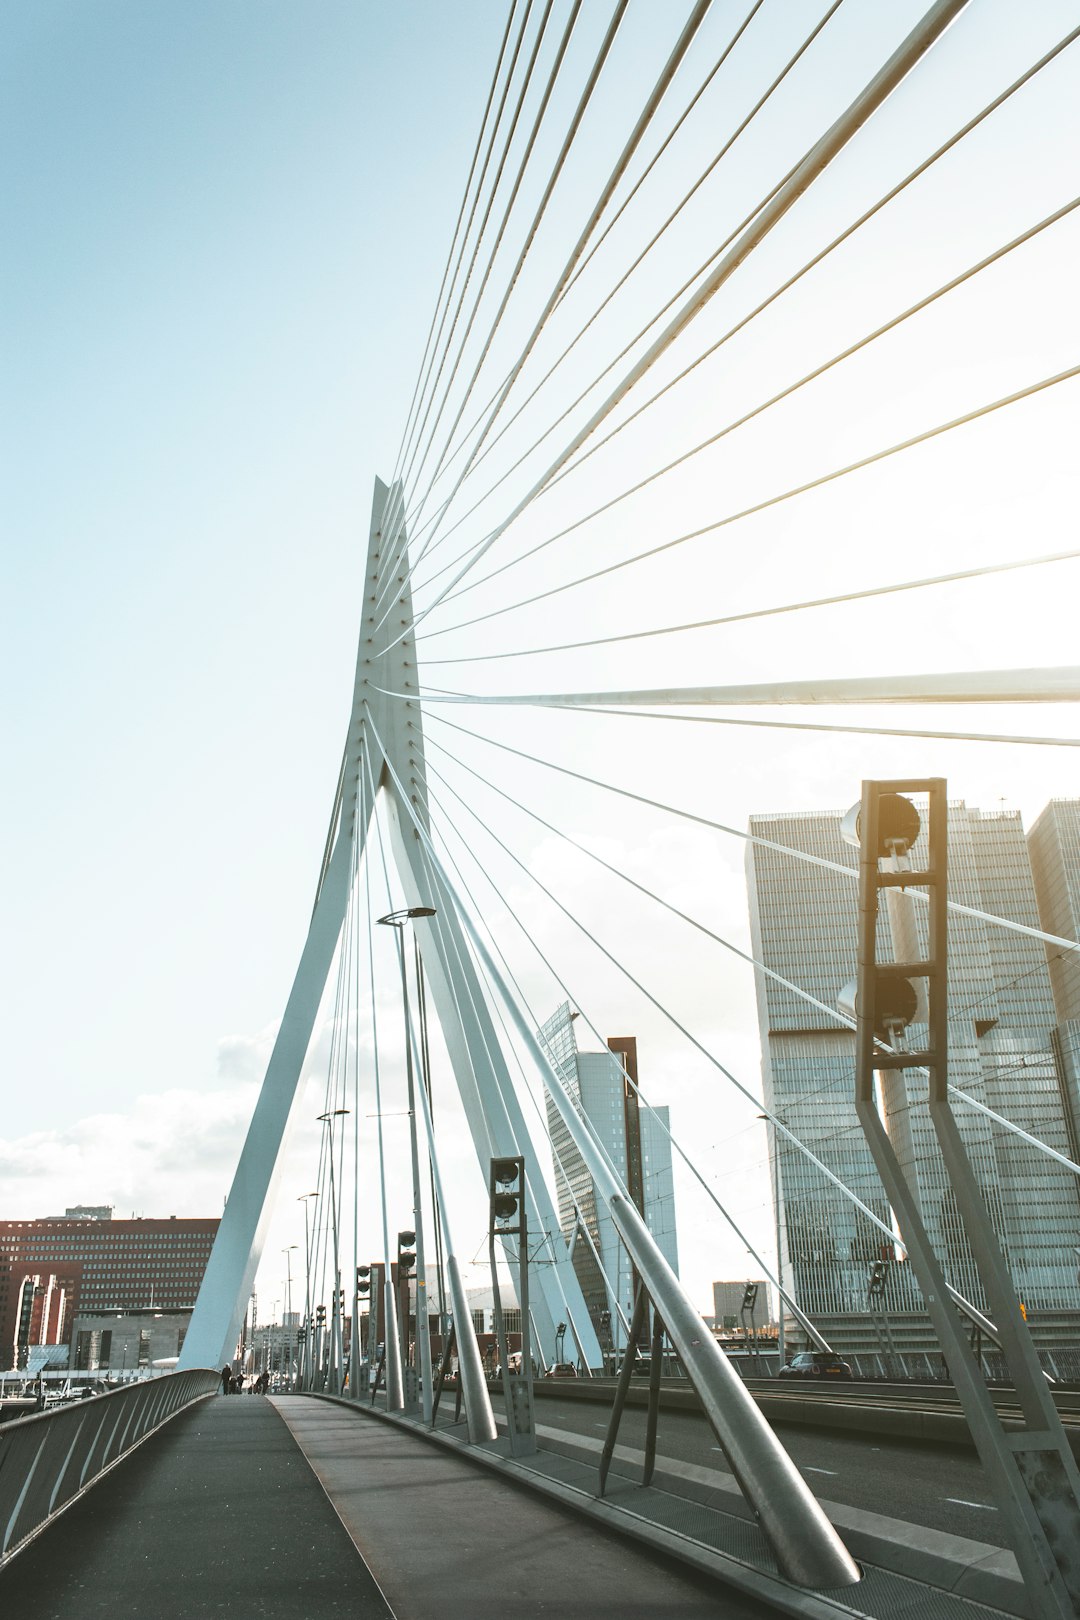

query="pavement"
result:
[272,1394,766,1617]
[0,1393,392,1620]
[0,1391,769,1619]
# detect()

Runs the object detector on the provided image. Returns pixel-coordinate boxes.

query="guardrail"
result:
[0,1367,219,1567]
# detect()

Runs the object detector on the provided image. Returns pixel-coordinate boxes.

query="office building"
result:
[540,1003,679,1354]
[712,1279,772,1329]
[0,1213,219,1370]
[746,801,1080,1355]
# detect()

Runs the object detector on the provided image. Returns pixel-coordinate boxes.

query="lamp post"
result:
[281,1245,297,1384]
[297,1192,318,1389]
[318,1109,350,1394]
[377,905,436,1422]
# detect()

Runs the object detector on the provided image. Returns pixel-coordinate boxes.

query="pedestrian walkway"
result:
[0,1393,391,1620]
[0,1391,761,1618]
[272,1394,754,1618]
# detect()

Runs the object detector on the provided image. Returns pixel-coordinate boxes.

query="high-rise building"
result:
[745,802,1080,1354]
[1029,799,1080,1171]
[713,1279,772,1329]
[540,1003,678,1355]
[0,1214,219,1370]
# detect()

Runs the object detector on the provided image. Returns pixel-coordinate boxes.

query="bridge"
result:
[4,0,1080,1615]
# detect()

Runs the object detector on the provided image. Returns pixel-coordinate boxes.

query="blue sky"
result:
[3,1,1078,1318]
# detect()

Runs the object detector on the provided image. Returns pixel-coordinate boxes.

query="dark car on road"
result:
[778,1351,852,1380]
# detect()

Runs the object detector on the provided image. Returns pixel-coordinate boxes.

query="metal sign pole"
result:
[849,778,1080,1617]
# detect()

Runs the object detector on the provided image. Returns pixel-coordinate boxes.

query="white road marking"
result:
[946,1498,997,1510]
[804,1466,838,1476]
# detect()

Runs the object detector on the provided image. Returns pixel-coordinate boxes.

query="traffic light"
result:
[397,1231,416,1276]
[315,1304,326,1326]
[357,1265,371,1300]
[297,1327,306,1346]
[868,1261,888,1299]
[489,1155,525,1234]
[741,1282,759,1312]
[337,1289,346,1314]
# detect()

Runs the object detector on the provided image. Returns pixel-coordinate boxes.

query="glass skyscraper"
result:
[746,801,1080,1354]
[539,1002,679,1354]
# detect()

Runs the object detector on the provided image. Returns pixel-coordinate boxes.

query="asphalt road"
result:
[522,1392,1011,1548]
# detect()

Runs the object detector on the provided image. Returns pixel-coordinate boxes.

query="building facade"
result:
[0,1211,219,1370]
[540,1003,679,1359]
[746,801,1080,1355]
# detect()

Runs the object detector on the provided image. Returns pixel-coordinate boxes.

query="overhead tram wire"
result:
[384,0,539,567]
[421,545,1080,665]
[435,192,1080,616]
[379,0,971,648]
[383,0,521,515]
[419,357,1080,636]
[422,735,1080,1182]
[408,0,848,585]
[417,707,1080,960]
[391,0,716,591]
[411,19,1080,610]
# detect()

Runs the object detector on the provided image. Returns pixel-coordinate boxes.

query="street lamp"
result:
[377,905,437,1421]
[318,1109,351,1394]
[297,1192,318,1389]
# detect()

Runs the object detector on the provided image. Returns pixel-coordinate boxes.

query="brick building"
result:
[0,1209,218,1370]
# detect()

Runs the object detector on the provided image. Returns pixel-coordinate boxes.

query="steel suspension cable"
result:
[361,752,396,1279]
[393,0,566,542]
[411,804,634,1339]
[419,708,1080,957]
[378,715,988,1330]
[424,734,1080,1181]
[425,358,1080,636]
[395,0,713,591]
[399,0,768,562]
[420,545,1080,663]
[386,0,539,559]
[408,0,847,586]
[411,766,815,1348]
[430,196,1080,618]
[414,19,1079,612]
[386,0,967,651]
[386,0,521,502]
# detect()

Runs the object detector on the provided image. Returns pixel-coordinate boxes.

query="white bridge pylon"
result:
[179,477,601,1376]
[179,476,861,1588]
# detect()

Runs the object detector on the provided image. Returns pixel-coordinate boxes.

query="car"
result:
[543,1361,579,1379]
[778,1351,852,1380]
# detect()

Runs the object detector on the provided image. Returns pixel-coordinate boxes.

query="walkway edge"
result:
[301,1395,882,1620]
[530,1420,1029,1620]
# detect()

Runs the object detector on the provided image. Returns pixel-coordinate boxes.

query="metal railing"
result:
[0,1368,219,1567]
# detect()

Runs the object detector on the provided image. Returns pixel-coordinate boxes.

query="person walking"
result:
[220,1366,233,1396]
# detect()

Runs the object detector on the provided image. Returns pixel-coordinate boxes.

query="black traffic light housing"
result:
[489,1155,525,1236]
[397,1230,416,1276]
[356,1265,371,1299]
